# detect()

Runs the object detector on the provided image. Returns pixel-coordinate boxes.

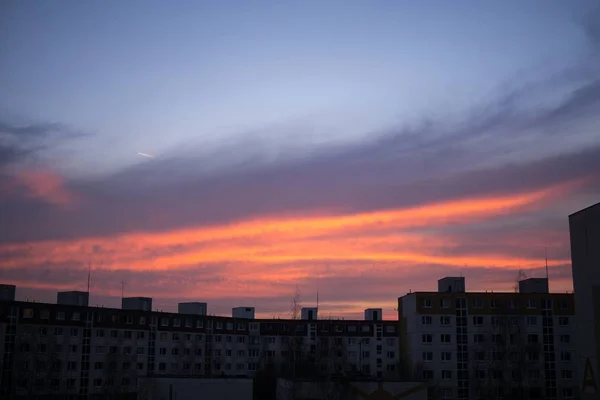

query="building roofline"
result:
[569,201,600,218]
[0,300,398,323]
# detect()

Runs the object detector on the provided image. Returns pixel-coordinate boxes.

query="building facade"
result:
[570,201,600,400]
[398,277,577,400]
[0,294,399,399]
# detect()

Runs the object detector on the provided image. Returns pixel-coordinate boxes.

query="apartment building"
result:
[569,201,600,400]
[398,276,577,400]
[0,289,400,399]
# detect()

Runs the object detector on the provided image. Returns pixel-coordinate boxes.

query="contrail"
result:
[137,152,155,158]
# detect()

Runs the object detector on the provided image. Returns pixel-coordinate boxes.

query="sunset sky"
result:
[1,1,599,319]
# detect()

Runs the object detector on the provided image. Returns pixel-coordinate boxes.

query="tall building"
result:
[570,201,600,400]
[398,276,576,400]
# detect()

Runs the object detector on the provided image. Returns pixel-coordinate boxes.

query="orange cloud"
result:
[10,169,77,207]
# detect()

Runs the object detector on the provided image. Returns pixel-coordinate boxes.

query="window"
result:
[440,316,451,326]
[161,318,169,326]
[527,334,539,344]
[386,351,395,358]
[172,348,179,355]
[509,300,518,309]
[472,316,484,326]
[421,299,432,308]
[94,378,103,387]
[386,325,396,333]
[421,316,432,325]
[560,300,569,310]
[215,350,222,356]
[560,334,571,344]
[159,348,167,355]
[440,334,451,343]
[126,315,133,324]
[158,363,166,372]
[70,328,79,336]
[250,323,258,331]
[216,322,223,329]
[440,298,450,308]
[173,318,180,327]
[67,379,76,388]
[422,334,433,344]
[124,331,132,339]
[54,327,63,336]
[195,363,202,371]
[476,369,486,379]
[559,317,569,326]
[422,352,433,362]
[56,311,65,320]
[96,329,104,337]
[226,322,233,330]
[527,316,537,326]
[386,338,395,346]
[196,320,204,328]
[123,346,132,355]
[67,361,77,371]
[422,370,433,380]
[109,346,118,354]
[111,330,119,338]
[184,348,190,355]
[39,309,50,319]
[237,336,245,343]
[159,332,167,340]
[490,299,500,308]
[475,351,485,361]
[441,388,452,400]
[226,350,232,357]
[137,362,144,370]
[473,334,484,343]
[185,333,192,341]
[196,334,204,342]
[172,333,179,341]
[95,346,105,354]
[527,299,536,309]
[72,312,80,321]
[226,335,232,343]
[23,308,34,318]
[137,347,144,355]
[362,351,370,358]
[472,299,483,308]
[69,345,78,353]
[139,316,146,325]
[137,331,145,339]
[441,351,452,362]
[529,370,540,380]
[562,388,574,398]
[562,369,573,379]
[441,370,452,380]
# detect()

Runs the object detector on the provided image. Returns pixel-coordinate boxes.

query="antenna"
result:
[316,291,319,310]
[121,281,126,301]
[545,247,549,280]
[87,261,91,295]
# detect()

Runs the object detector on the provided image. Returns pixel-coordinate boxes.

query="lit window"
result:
[23,309,34,318]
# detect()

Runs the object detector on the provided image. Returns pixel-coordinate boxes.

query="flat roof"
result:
[569,201,600,218]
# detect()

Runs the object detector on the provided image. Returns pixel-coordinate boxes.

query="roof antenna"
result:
[545,247,549,280]
[87,261,92,296]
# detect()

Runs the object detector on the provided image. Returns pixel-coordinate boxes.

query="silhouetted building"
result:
[570,201,600,400]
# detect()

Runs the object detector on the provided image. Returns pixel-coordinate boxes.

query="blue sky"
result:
[1,1,599,316]
[1,0,595,176]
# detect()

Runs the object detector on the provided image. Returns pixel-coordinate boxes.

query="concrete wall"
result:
[138,377,253,400]
[570,203,600,400]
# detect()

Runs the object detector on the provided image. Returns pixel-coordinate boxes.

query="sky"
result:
[0,0,599,319]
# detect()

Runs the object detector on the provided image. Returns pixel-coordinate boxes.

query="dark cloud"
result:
[1,75,600,242]
[0,121,82,168]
